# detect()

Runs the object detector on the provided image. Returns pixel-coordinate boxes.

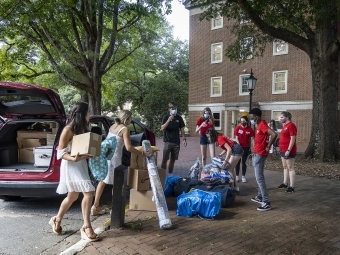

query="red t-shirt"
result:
[234,125,255,148]
[217,135,235,151]
[254,120,270,157]
[196,117,214,136]
[279,122,297,154]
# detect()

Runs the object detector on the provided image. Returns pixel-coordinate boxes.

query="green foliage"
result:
[184,0,340,61]
[101,28,189,135]
[0,0,173,113]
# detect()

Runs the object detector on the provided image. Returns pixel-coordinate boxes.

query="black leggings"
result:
[235,147,250,176]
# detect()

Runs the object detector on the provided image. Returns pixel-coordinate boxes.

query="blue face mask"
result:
[204,113,210,119]
[171,109,177,115]
[250,119,256,126]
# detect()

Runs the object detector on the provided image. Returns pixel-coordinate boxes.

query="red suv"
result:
[0,81,155,200]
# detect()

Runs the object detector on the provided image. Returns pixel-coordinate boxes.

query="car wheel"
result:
[0,195,21,201]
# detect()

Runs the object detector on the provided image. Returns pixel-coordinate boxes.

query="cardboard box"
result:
[129,189,156,211]
[130,151,157,169]
[46,134,57,146]
[128,168,149,191]
[33,146,53,167]
[18,148,34,163]
[70,132,101,157]
[128,167,166,191]
[17,130,51,139]
[17,138,46,149]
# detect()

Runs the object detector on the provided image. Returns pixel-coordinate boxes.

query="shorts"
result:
[232,143,244,157]
[200,135,213,145]
[163,142,180,160]
[280,151,296,159]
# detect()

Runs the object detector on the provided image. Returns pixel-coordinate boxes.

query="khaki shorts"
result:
[163,142,180,160]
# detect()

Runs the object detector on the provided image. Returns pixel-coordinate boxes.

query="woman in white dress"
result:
[91,110,153,215]
[48,102,98,241]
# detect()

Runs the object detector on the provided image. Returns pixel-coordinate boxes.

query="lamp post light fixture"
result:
[246,69,257,112]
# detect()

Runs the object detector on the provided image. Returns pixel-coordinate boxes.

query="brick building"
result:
[186,6,314,143]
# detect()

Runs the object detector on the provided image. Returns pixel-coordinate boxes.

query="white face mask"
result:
[204,113,209,119]
[171,109,177,115]
[250,119,256,126]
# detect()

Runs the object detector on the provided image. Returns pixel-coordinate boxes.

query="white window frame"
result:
[211,15,223,30]
[239,74,250,95]
[273,39,288,55]
[271,110,284,131]
[240,37,253,60]
[210,76,222,97]
[211,43,223,63]
[272,70,288,94]
[213,111,222,130]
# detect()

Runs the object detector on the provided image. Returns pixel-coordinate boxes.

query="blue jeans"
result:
[252,154,269,202]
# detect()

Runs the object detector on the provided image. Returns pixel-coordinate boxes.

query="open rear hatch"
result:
[0,82,65,174]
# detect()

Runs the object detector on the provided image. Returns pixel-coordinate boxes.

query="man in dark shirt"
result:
[161,102,187,176]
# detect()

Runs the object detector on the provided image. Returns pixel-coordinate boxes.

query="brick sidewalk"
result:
[57,137,340,255]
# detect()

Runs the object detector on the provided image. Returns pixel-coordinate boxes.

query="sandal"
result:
[80,226,99,241]
[48,216,62,235]
[91,205,105,216]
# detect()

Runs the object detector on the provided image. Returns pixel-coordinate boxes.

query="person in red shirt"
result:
[249,108,277,211]
[278,111,297,193]
[207,129,244,191]
[195,107,215,166]
[234,116,255,183]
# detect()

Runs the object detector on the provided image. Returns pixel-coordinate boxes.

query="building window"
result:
[239,74,250,95]
[211,15,223,29]
[272,110,283,131]
[211,77,222,97]
[211,43,223,63]
[272,70,288,94]
[273,39,288,55]
[213,111,221,130]
[240,37,253,60]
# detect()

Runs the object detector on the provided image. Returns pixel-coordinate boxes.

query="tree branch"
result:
[237,0,312,54]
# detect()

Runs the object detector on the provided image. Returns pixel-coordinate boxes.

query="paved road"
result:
[0,188,113,255]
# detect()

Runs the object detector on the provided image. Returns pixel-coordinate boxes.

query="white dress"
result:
[103,126,126,184]
[56,142,95,194]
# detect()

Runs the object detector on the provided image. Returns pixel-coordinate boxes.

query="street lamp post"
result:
[246,69,257,112]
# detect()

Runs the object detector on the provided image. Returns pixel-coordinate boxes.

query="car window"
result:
[127,122,144,135]
[89,122,106,139]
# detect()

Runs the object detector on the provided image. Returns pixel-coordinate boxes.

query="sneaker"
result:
[168,173,173,177]
[234,186,240,192]
[251,196,262,204]
[278,183,288,189]
[236,176,239,182]
[286,187,295,193]
[242,176,247,183]
[257,201,271,211]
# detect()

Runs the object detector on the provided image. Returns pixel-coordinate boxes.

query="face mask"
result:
[204,113,209,119]
[171,109,177,115]
[250,119,256,126]
[279,116,286,123]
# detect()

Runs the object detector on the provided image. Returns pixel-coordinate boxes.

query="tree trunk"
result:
[303,29,340,161]
[87,79,102,115]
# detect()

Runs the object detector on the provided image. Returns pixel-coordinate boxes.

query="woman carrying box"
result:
[91,110,153,215]
[49,102,98,241]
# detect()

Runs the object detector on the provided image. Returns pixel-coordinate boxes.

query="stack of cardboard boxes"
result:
[16,123,58,166]
[128,151,166,211]
[17,131,49,163]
